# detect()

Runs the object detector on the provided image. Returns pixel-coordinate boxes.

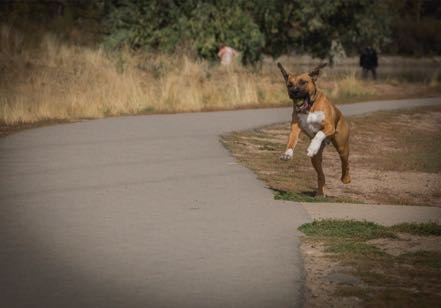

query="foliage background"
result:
[0,0,440,62]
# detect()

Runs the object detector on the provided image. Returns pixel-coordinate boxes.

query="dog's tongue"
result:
[298,100,308,112]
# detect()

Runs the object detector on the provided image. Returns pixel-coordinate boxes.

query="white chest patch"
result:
[298,111,325,137]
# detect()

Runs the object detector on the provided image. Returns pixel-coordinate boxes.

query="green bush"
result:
[104,0,394,63]
[3,0,441,59]
[392,17,441,55]
[104,0,264,64]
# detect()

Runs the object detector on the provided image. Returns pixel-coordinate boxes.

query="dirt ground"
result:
[221,106,441,206]
[301,233,441,308]
[301,240,362,308]
[368,233,441,256]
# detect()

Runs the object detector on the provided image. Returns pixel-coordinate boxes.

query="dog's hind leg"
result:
[310,146,326,196]
[332,118,351,184]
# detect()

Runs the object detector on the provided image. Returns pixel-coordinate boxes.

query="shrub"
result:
[104,0,264,64]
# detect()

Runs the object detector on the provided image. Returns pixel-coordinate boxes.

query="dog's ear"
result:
[277,62,289,82]
[309,63,327,82]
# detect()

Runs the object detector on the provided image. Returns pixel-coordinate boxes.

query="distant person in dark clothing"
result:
[359,47,378,80]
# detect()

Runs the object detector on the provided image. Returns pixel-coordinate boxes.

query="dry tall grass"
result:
[1,25,439,126]
[2,26,156,124]
[325,70,375,99]
[1,25,291,125]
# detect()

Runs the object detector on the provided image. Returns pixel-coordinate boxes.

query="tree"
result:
[105,0,264,64]
[104,0,394,61]
[244,0,298,57]
[248,0,393,59]
[308,1,389,57]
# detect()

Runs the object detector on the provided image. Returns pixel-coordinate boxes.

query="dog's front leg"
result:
[281,121,301,160]
[307,123,335,157]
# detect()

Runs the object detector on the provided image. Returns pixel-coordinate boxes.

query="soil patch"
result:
[299,220,441,307]
[368,233,441,256]
[221,106,441,206]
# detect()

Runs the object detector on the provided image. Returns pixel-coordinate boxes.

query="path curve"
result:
[1,97,440,308]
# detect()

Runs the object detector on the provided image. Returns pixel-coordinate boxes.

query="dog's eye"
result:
[287,82,293,87]
[299,80,307,85]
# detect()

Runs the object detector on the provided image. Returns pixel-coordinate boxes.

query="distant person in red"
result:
[218,44,238,66]
[359,46,378,80]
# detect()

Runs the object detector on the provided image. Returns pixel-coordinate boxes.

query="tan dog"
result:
[277,62,351,196]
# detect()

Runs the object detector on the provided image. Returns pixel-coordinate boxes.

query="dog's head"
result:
[277,62,327,102]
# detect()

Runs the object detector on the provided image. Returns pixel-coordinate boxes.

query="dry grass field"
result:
[1,25,441,129]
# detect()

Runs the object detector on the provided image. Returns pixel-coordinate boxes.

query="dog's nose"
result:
[290,87,299,94]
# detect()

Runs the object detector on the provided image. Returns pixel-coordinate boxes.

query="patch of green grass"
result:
[298,219,396,240]
[274,190,330,202]
[299,219,441,239]
[326,242,386,256]
[273,190,360,204]
[391,222,441,236]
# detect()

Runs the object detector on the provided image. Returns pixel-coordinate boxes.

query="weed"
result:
[273,190,359,204]
[326,241,386,256]
[391,222,441,236]
[298,220,396,240]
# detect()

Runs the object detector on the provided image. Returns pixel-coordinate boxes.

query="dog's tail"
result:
[277,62,289,81]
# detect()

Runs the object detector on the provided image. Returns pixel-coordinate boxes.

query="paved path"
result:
[1,97,440,308]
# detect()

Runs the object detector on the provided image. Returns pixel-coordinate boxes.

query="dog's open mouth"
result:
[295,100,309,113]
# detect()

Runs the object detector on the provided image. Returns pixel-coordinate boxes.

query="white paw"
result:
[280,148,293,160]
[306,143,320,157]
[307,131,326,157]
